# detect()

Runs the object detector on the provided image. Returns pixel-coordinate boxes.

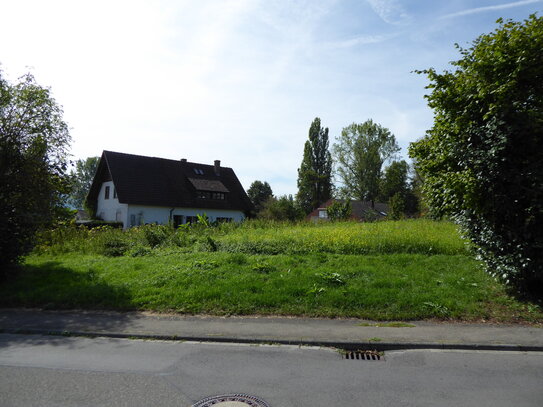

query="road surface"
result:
[1,334,542,406]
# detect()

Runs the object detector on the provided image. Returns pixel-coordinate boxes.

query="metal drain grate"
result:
[343,350,383,360]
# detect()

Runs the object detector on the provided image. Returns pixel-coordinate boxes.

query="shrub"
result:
[409,15,543,294]
[388,193,406,220]
[142,224,171,248]
[129,246,152,257]
[101,237,129,257]
[326,200,352,221]
[78,220,123,229]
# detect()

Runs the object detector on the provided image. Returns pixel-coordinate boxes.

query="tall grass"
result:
[218,219,468,255]
[35,219,469,257]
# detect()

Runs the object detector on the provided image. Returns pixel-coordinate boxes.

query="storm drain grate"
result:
[343,350,383,360]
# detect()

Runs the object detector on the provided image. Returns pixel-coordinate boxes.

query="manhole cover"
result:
[191,393,270,407]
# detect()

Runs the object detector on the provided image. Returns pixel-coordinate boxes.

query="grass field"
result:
[1,220,541,322]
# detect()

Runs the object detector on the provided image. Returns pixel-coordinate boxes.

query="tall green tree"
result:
[379,160,409,201]
[247,180,273,214]
[409,15,543,294]
[69,156,99,209]
[296,117,333,214]
[333,119,399,207]
[0,71,71,272]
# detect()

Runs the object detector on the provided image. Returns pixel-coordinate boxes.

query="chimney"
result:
[214,160,221,176]
[180,158,187,163]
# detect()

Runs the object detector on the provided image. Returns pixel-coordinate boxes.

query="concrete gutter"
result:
[1,309,542,352]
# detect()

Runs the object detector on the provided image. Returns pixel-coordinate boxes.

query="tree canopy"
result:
[247,180,273,215]
[333,119,399,207]
[409,15,543,294]
[379,160,409,202]
[69,156,99,209]
[0,70,71,271]
[297,117,333,214]
[259,195,303,222]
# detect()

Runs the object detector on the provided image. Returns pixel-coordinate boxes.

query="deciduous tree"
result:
[0,70,71,272]
[69,156,99,209]
[379,160,409,202]
[247,180,273,214]
[333,119,399,207]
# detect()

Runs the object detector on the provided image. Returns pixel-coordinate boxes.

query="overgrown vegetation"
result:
[34,219,468,257]
[1,220,541,322]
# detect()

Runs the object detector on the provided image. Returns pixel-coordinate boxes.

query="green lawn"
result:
[1,220,541,322]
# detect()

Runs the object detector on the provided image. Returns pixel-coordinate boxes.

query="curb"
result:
[2,328,542,353]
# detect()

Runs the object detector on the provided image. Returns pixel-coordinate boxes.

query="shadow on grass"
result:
[0,261,133,309]
[0,261,136,348]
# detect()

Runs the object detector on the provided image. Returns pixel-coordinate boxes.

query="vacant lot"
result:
[1,220,541,322]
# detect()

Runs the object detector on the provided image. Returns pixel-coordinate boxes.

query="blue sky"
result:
[1,0,542,195]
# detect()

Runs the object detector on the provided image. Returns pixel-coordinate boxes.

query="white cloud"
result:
[440,0,543,19]
[366,0,411,24]
[325,34,390,48]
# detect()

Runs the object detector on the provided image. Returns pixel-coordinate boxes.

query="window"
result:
[197,191,225,200]
[193,168,204,175]
[185,216,198,224]
[173,215,184,228]
[113,188,117,199]
[105,186,110,199]
[319,210,328,219]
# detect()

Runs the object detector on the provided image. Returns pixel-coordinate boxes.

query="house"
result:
[307,199,389,222]
[86,151,253,228]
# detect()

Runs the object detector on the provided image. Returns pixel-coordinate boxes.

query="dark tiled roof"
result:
[188,178,230,193]
[87,151,253,213]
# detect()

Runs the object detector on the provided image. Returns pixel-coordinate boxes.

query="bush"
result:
[101,236,129,257]
[141,224,171,248]
[78,220,123,229]
[388,193,406,220]
[409,15,543,294]
[326,200,352,221]
[129,246,152,257]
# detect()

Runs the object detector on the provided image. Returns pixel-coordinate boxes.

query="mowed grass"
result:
[1,220,541,322]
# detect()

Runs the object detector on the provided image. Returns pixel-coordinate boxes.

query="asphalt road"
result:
[1,334,542,406]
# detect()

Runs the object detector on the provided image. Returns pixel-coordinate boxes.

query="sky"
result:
[1,0,542,195]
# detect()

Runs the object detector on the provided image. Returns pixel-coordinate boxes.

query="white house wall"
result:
[126,205,245,227]
[96,181,128,225]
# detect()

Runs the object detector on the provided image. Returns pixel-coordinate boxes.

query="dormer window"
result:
[193,168,204,175]
[197,191,226,200]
